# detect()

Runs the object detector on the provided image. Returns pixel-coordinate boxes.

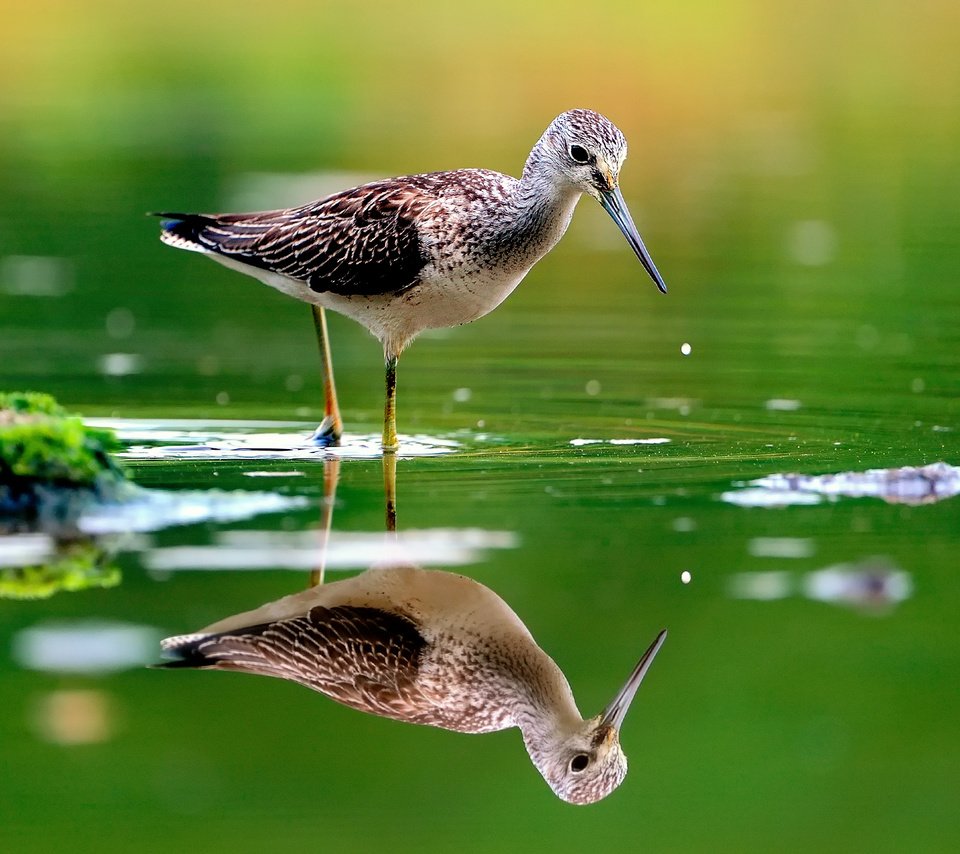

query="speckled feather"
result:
[167,604,451,721]
[156,109,660,360]
[158,167,535,296]
[159,565,666,805]
[161,176,444,297]
[160,566,558,735]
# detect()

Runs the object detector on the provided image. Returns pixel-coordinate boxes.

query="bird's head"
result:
[543,109,628,200]
[532,629,667,805]
[539,109,667,294]
[537,718,630,805]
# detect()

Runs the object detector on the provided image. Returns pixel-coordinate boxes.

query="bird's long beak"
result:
[599,187,668,294]
[599,629,667,732]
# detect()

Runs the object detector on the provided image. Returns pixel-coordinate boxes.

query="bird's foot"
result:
[310,415,342,448]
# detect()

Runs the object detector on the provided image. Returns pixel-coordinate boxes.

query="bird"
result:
[159,564,667,804]
[155,109,667,451]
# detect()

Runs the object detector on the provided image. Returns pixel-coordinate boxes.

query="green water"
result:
[2,2,959,852]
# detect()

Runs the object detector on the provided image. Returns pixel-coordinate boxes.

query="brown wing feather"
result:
[163,176,442,297]
[164,605,438,723]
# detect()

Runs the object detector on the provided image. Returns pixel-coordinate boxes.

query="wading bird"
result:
[160,564,666,804]
[157,109,667,450]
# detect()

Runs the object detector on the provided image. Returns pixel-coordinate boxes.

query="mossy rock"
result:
[0,391,130,517]
[0,539,121,600]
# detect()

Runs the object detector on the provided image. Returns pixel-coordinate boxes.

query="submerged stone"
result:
[0,393,309,598]
[0,391,132,521]
[0,392,129,598]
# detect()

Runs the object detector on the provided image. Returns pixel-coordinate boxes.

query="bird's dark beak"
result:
[599,187,668,294]
[599,629,667,732]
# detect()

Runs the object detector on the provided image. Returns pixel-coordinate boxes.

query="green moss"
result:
[0,540,121,600]
[0,391,125,491]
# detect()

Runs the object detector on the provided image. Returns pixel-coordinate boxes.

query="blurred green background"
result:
[1,2,958,852]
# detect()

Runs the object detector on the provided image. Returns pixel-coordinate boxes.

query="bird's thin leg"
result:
[382,354,399,452]
[383,451,397,534]
[310,305,343,447]
[308,456,341,588]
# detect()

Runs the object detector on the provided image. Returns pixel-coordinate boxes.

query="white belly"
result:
[212,253,530,358]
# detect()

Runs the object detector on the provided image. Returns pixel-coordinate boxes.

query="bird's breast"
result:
[407,633,531,734]
[308,260,530,359]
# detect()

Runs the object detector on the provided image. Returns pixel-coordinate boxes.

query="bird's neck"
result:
[494,154,581,272]
[510,654,584,775]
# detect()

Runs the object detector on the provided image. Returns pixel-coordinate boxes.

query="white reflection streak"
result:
[727,571,794,601]
[747,537,815,559]
[569,438,670,447]
[727,462,960,507]
[124,432,459,461]
[146,528,519,571]
[803,562,913,609]
[764,398,802,411]
[83,419,460,460]
[77,490,308,535]
[97,352,144,376]
[13,621,162,673]
[0,255,73,296]
[720,488,822,507]
[0,533,56,567]
[729,559,912,612]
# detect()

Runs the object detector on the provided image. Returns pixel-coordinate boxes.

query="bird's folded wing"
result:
[162,605,439,722]
[161,177,440,296]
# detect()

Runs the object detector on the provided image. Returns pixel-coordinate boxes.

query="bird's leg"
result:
[382,354,399,453]
[308,456,341,588]
[383,451,397,534]
[310,305,343,447]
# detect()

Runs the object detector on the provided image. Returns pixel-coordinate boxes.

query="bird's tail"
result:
[155,621,277,671]
[152,212,218,254]
[155,632,222,669]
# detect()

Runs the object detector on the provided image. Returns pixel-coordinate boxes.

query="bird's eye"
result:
[569,753,590,773]
[569,145,591,164]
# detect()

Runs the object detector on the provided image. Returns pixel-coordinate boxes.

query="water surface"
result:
[2,3,958,851]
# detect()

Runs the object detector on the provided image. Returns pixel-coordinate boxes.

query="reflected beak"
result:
[599,187,668,294]
[599,629,667,732]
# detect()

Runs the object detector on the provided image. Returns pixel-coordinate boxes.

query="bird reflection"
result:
[159,456,666,804]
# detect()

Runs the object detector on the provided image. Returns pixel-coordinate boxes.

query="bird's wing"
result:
[161,605,443,724]
[157,176,443,297]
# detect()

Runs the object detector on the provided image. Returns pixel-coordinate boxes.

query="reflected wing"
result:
[161,605,435,723]
[157,177,439,296]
